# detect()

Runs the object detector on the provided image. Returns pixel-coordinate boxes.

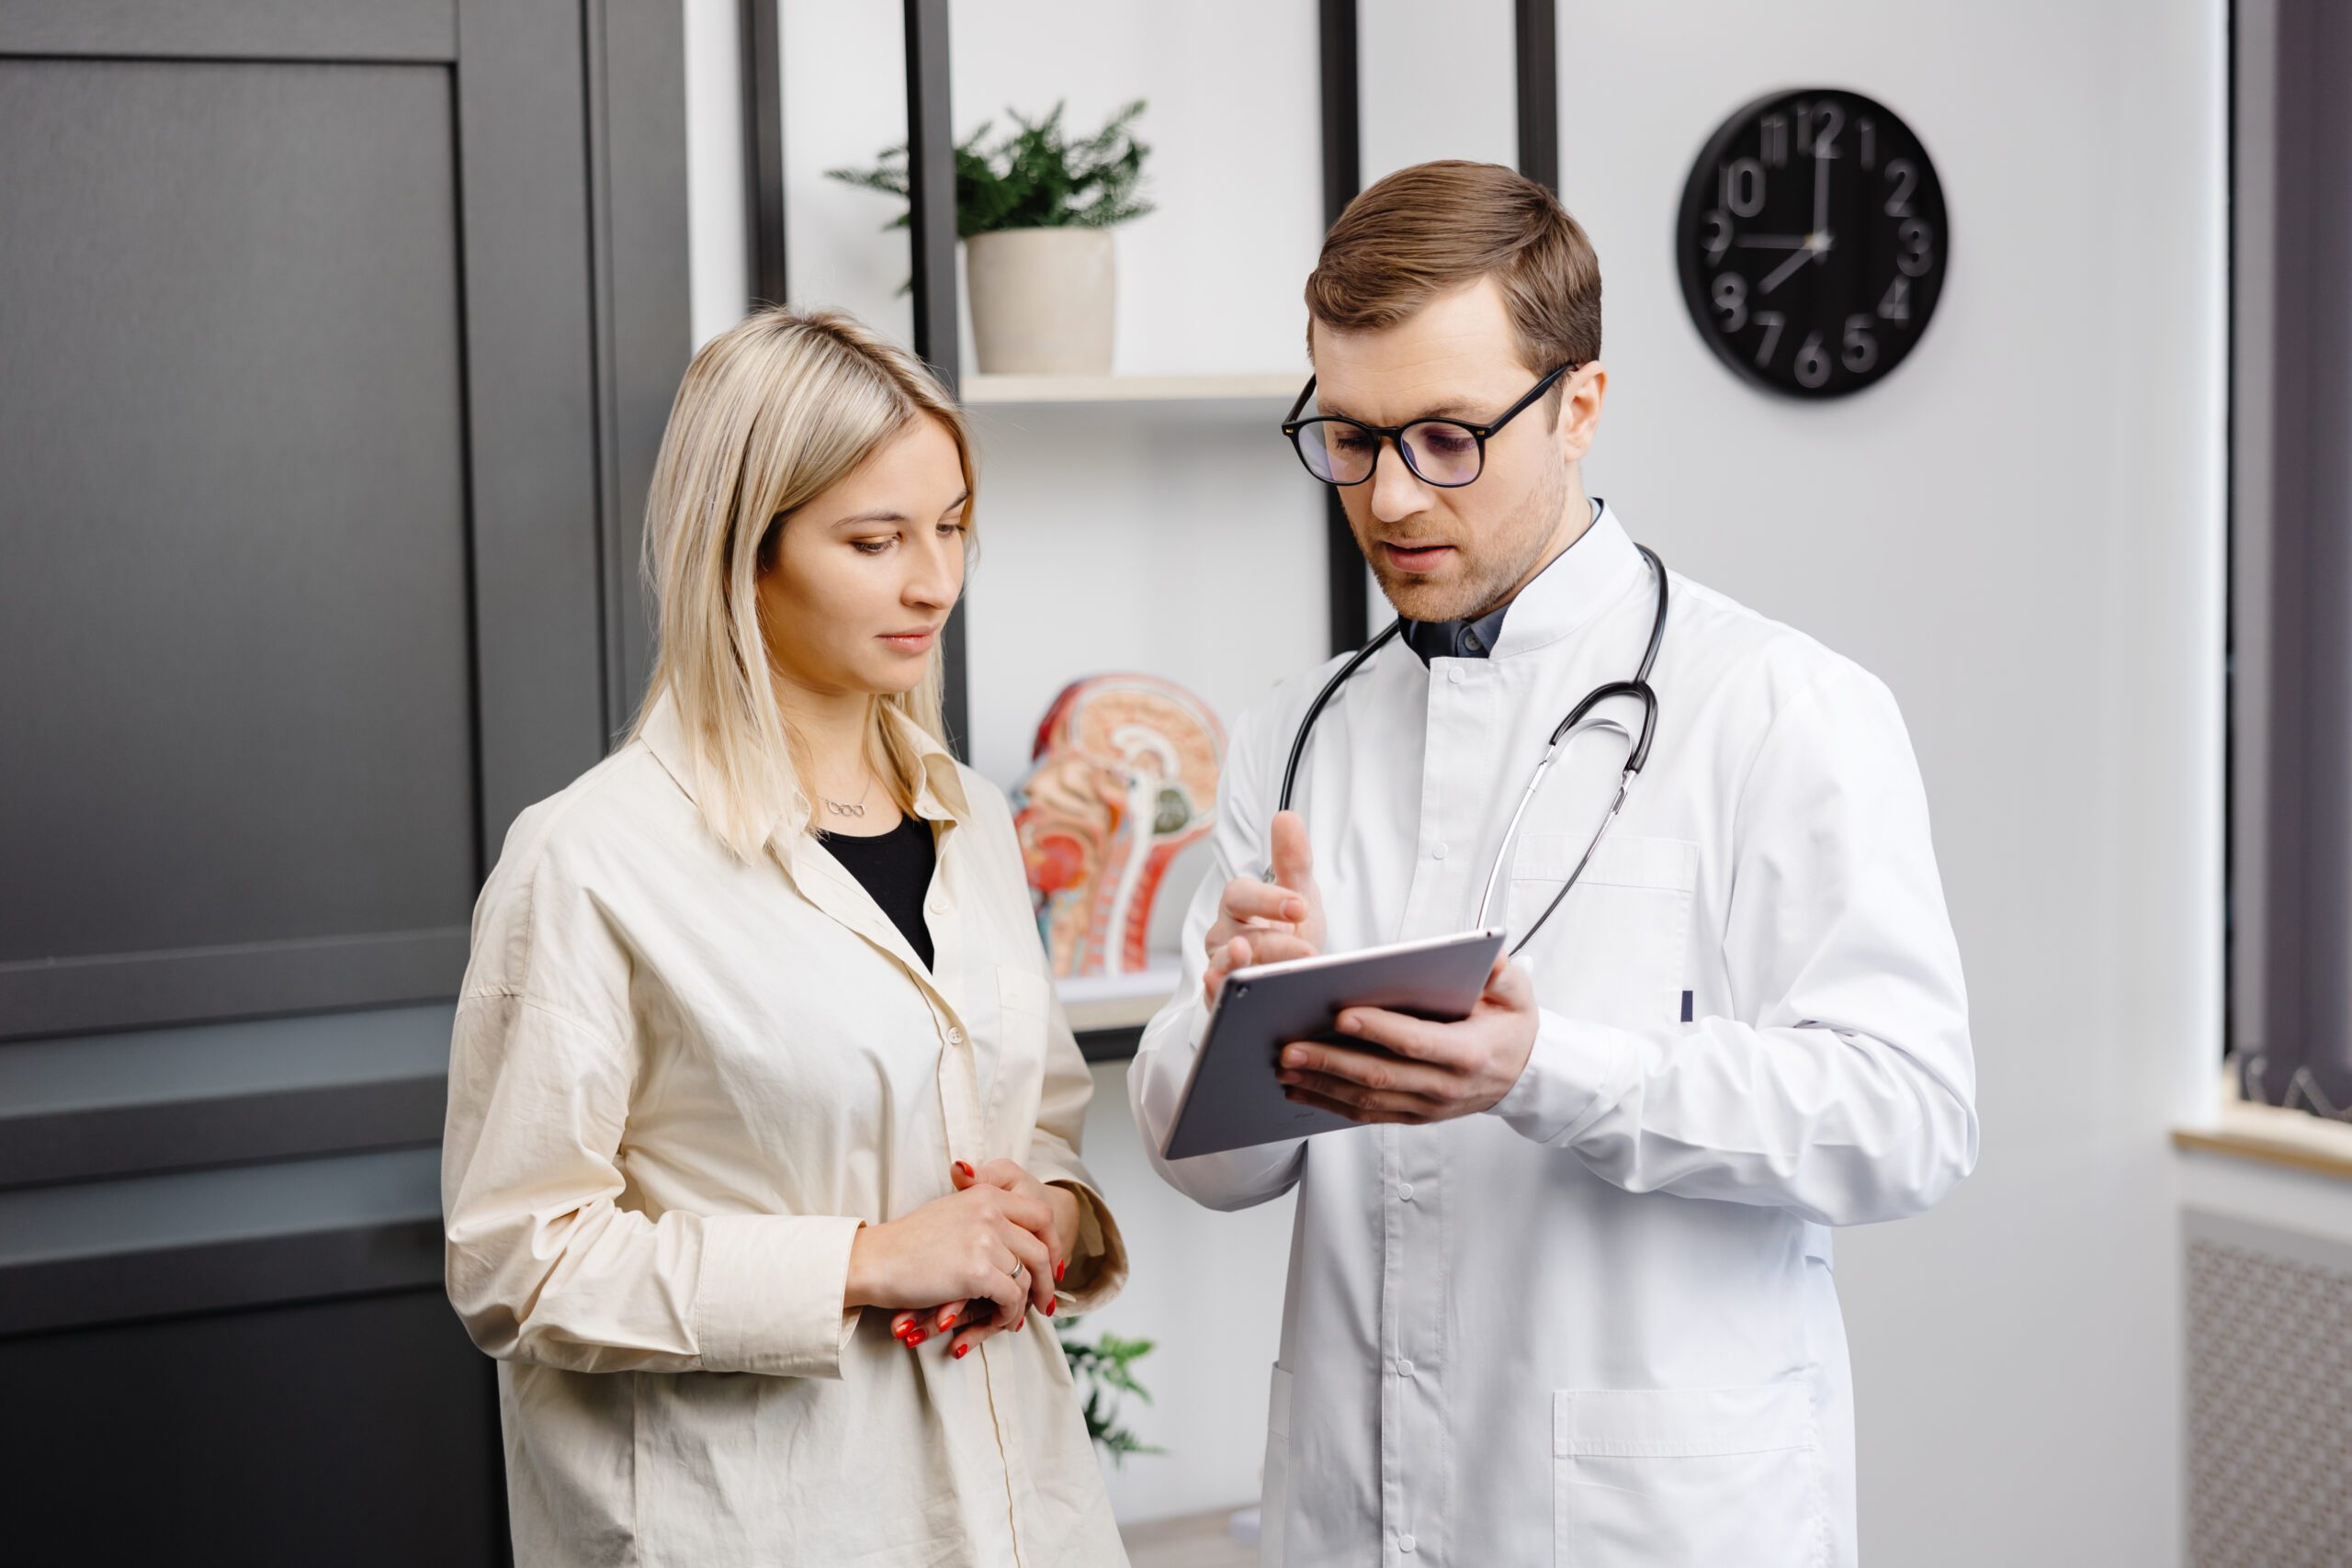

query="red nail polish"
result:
[954,1342,970,1359]
[907,1331,925,1347]
[954,1161,974,1179]
[1047,1295,1058,1314]
[1055,1260,1067,1283]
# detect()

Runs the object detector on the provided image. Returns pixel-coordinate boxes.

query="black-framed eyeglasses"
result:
[1281,363,1576,489]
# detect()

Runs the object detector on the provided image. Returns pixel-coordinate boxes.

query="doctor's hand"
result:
[1274,953,1541,1125]
[1204,810,1327,1005]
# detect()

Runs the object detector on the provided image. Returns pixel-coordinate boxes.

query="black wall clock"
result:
[1676,88,1947,398]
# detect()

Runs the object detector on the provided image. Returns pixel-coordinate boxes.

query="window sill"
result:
[2173,1077,2352,1183]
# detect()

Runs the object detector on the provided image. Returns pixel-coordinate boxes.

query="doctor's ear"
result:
[1554,362,1607,465]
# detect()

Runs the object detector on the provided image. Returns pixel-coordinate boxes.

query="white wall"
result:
[1543,5,2224,1565]
[686,2,2233,1553]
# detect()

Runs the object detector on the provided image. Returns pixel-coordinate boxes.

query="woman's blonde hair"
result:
[630,306,974,862]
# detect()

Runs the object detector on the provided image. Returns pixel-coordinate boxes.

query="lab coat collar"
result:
[1486,502,1647,661]
[636,686,970,861]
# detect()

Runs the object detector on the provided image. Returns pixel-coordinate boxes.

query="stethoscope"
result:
[1274,544,1669,958]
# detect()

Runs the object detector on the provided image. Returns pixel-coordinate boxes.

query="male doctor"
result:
[1129,161,1976,1567]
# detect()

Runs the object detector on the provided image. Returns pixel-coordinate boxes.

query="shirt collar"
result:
[638,688,970,857]
[1398,499,1642,665]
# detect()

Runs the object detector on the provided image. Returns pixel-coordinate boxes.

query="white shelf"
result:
[1055,963,1183,1032]
[963,371,1302,407]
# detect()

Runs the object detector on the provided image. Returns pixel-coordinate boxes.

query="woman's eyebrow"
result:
[828,490,972,528]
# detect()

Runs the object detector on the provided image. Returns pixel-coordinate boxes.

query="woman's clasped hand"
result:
[845,1157,1080,1360]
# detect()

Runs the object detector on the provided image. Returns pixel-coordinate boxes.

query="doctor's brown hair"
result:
[1305,160,1602,418]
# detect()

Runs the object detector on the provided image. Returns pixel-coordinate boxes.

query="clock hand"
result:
[1758,245,1814,296]
[1736,234,1808,249]
[1813,150,1828,241]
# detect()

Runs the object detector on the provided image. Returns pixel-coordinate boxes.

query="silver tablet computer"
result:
[1160,927,1507,1161]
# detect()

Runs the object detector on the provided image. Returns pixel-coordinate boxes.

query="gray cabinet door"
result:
[0,0,681,1044]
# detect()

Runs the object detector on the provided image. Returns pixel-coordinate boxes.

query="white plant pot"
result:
[965,227,1114,375]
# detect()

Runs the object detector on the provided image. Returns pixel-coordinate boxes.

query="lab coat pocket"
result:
[1508,834,1695,1030]
[1261,1362,1292,1566]
[1554,1381,1826,1568]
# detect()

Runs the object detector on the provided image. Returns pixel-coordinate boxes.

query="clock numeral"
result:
[1713,273,1748,332]
[1859,118,1877,172]
[1794,333,1831,389]
[1794,101,1811,155]
[1720,158,1766,218]
[1703,209,1734,265]
[1883,159,1917,218]
[1841,314,1879,374]
[1753,310,1785,368]
[1877,276,1912,322]
[1896,219,1936,277]
[1811,103,1844,161]
[1759,115,1789,168]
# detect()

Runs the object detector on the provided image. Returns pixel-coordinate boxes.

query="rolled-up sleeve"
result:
[441,850,866,1379]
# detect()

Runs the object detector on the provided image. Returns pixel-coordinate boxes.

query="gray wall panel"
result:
[0,0,455,62]
[458,0,611,846]
[0,1290,500,1566]
[0,59,477,1035]
[597,0,693,728]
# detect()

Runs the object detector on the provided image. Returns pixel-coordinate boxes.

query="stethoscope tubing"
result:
[1273,544,1669,958]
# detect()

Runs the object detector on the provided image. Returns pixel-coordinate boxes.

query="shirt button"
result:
[1430,841,1448,861]
[1397,1358,1416,1377]
[945,1027,964,1046]
[1398,1533,1418,1553]
[1397,1182,1416,1201]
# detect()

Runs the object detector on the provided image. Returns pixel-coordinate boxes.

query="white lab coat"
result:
[1130,506,1975,1568]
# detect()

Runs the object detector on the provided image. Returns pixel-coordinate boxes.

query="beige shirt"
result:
[442,693,1130,1567]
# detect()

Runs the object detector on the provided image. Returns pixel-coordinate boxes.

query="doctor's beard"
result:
[1360,439,1574,625]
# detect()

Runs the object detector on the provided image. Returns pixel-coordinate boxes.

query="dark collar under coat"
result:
[1397,498,1606,667]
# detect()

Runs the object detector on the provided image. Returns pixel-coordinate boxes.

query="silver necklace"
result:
[820,766,876,818]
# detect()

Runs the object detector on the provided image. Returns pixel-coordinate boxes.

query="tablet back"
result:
[1161,928,1504,1160]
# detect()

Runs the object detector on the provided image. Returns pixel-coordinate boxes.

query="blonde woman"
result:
[442,307,1130,1566]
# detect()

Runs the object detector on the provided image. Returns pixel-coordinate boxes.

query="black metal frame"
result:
[740,0,786,305]
[1317,0,1369,654]
[1515,0,1559,193]
[900,0,967,755]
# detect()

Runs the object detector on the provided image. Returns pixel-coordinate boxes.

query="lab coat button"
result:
[1398,1533,1418,1553]
[1397,1358,1415,1377]
[1397,1182,1415,1201]
[1430,841,1448,861]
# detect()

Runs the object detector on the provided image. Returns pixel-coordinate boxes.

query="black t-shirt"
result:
[819,815,938,971]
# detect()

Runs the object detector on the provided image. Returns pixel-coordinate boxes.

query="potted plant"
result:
[1054,1314,1160,1466]
[829,101,1153,375]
